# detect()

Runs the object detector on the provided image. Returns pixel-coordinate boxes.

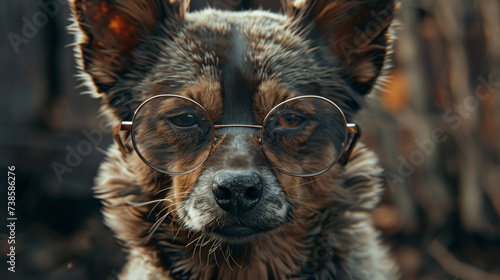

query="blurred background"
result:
[1,0,499,279]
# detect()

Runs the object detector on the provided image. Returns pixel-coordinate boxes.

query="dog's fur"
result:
[69,0,398,279]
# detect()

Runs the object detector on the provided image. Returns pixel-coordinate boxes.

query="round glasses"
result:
[113,94,359,177]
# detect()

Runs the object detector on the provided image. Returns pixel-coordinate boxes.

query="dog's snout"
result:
[212,170,263,214]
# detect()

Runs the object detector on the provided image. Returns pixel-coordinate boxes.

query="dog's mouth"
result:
[211,224,278,244]
[214,225,266,238]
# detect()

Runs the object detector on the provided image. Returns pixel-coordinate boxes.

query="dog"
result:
[69,0,398,279]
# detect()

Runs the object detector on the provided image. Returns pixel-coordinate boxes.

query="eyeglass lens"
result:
[261,97,347,175]
[131,96,214,174]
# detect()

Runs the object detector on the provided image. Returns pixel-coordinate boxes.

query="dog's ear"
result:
[286,0,397,96]
[69,0,189,104]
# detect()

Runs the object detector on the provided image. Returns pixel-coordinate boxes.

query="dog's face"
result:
[71,0,395,277]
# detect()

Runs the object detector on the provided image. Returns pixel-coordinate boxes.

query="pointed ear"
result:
[286,0,397,95]
[69,0,190,96]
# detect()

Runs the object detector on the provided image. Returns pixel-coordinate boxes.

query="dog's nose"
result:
[212,170,263,214]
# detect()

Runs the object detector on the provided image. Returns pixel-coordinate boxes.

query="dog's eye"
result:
[277,114,305,128]
[168,113,198,128]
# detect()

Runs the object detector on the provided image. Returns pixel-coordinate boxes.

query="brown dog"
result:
[70,0,398,279]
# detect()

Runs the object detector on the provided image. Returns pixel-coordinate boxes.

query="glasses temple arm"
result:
[113,121,133,158]
[121,121,133,130]
[339,123,361,166]
[346,123,357,134]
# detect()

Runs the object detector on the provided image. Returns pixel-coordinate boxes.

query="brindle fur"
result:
[69,0,399,279]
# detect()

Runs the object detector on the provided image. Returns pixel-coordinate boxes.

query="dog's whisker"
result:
[186,234,201,249]
[282,194,309,201]
[212,241,220,268]
[146,215,168,241]
[208,237,221,255]
[291,199,324,216]
[280,178,320,192]
[146,195,185,221]
[199,235,212,247]
[153,209,175,227]
[147,201,185,240]
[155,201,184,218]
[127,191,190,225]
[282,195,317,216]
[294,212,307,226]
[229,248,243,269]
[198,235,204,264]
[152,188,171,197]
[205,236,213,265]
[282,208,302,226]
[168,204,186,231]
[153,206,179,224]
[205,236,218,265]
[172,212,186,242]
[282,194,323,217]
[221,246,234,271]
[160,191,190,203]
[191,235,202,260]
[125,198,172,207]
[198,234,210,265]
[193,233,205,249]
[241,243,253,271]
[125,191,190,207]
[147,201,166,220]
[147,216,166,234]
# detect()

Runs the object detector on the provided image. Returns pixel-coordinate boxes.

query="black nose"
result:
[212,170,263,214]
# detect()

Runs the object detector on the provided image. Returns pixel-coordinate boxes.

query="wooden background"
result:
[1,0,499,279]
